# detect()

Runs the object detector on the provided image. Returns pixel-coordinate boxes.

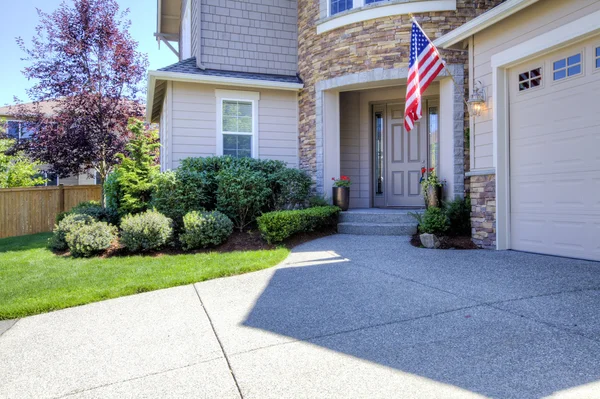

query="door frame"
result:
[370,97,438,208]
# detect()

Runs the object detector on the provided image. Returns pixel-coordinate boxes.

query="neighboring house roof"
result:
[147,58,304,122]
[0,100,59,119]
[434,0,540,48]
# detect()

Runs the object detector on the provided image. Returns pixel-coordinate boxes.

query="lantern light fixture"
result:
[467,80,487,117]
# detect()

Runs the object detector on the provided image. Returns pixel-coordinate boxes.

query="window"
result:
[518,67,542,92]
[374,111,383,196]
[36,171,59,187]
[553,53,582,81]
[6,120,34,140]
[595,47,600,69]
[330,0,352,15]
[216,90,259,159]
[428,105,439,172]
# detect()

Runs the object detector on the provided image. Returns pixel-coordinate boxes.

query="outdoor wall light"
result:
[467,81,487,117]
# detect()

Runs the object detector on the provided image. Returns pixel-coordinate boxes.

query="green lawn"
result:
[0,233,289,320]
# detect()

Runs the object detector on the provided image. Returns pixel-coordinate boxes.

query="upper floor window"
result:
[595,47,600,69]
[6,120,34,140]
[330,0,389,16]
[553,53,582,81]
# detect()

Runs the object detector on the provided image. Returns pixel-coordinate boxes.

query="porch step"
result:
[339,211,420,224]
[338,222,418,236]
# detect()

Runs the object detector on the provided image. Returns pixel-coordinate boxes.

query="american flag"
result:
[404,22,445,132]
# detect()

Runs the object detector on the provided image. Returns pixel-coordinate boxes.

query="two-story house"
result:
[147,0,600,261]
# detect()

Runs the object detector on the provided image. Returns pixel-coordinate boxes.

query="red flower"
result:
[429,168,435,173]
[421,167,426,174]
[332,177,335,180]
[341,176,350,181]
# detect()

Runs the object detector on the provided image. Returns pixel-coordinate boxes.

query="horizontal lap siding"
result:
[340,92,363,206]
[170,82,299,169]
[471,0,600,170]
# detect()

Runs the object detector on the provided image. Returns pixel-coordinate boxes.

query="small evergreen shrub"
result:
[68,201,119,225]
[216,166,272,231]
[257,206,340,244]
[65,222,117,258]
[179,211,233,250]
[272,168,312,209]
[48,213,97,251]
[120,210,173,252]
[444,198,472,236]
[418,207,449,235]
[308,195,329,208]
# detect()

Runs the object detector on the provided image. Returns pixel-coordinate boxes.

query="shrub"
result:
[418,207,449,235]
[120,210,173,252]
[48,213,97,251]
[272,168,312,210]
[68,201,119,225]
[216,166,272,231]
[257,206,340,244]
[150,170,210,226]
[308,195,329,208]
[179,211,233,250]
[66,222,117,258]
[444,197,471,236]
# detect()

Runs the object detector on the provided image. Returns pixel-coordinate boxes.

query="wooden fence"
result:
[0,185,102,239]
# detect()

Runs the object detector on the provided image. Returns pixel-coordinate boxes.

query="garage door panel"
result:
[511,213,600,261]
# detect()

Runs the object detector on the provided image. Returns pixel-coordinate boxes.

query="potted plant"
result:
[332,176,351,211]
[420,168,443,208]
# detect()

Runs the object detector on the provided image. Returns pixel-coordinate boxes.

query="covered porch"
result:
[315,66,466,209]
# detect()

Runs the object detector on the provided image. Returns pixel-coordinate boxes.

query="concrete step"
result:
[339,211,421,224]
[337,222,417,236]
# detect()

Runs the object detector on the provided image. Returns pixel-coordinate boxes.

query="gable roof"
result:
[146,58,304,122]
[433,0,540,49]
[0,100,59,119]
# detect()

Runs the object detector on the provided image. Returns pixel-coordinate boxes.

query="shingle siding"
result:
[199,0,298,75]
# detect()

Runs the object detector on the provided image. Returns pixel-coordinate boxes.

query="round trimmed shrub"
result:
[179,211,233,250]
[48,213,97,251]
[65,222,117,258]
[66,201,119,225]
[120,210,173,252]
[419,207,450,235]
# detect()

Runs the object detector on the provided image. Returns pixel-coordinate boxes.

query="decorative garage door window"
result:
[553,53,582,81]
[222,100,253,158]
[518,67,542,91]
[596,47,600,69]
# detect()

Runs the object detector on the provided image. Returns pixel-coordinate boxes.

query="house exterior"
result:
[0,102,99,186]
[435,0,600,261]
[147,0,503,201]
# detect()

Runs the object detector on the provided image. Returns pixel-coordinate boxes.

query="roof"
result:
[146,58,304,122]
[0,100,59,119]
[158,58,304,85]
[433,0,540,49]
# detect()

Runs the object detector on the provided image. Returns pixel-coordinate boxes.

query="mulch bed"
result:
[410,234,479,250]
[57,228,337,259]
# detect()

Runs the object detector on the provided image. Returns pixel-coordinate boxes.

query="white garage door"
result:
[509,37,600,261]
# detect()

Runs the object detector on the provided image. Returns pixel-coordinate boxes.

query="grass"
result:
[0,233,290,320]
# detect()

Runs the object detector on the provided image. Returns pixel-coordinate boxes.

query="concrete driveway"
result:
[2,235,600,399]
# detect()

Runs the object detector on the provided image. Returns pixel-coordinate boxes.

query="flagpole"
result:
[409,14,471,113]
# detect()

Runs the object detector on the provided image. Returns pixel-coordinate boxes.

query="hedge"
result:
[257,206,340,244]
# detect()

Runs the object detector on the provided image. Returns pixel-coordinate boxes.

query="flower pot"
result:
[425,185,442,208]
[332,187,350,211]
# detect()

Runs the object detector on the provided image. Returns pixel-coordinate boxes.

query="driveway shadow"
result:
[242,237,600,398]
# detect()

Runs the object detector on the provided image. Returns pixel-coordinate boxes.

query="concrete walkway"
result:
[2,235,600,398]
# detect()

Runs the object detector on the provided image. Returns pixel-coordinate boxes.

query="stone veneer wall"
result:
[297,0,505,188]
[470,174,496,248]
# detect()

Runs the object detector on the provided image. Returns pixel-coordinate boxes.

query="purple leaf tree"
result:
[15,0,149,201]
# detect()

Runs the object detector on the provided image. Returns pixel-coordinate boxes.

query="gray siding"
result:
[199,0,298,75]
[168,82,298,169]
[339,92,361,207]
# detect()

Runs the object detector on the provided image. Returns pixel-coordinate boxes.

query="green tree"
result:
[0,121,46,188]
[105,119,160,216]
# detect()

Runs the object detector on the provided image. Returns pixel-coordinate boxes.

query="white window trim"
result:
[180,0,192,59]
[319,0,456,34]
[489,9,600,251]
[215,89,260,158]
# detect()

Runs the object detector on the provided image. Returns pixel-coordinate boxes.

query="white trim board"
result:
[317,0,456,35]
[434,0,539,49]
[490,10,600,250]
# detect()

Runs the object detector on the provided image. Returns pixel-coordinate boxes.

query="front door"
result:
[385,104,427,207]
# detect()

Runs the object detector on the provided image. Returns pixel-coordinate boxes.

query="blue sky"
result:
[0,0,178,106]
